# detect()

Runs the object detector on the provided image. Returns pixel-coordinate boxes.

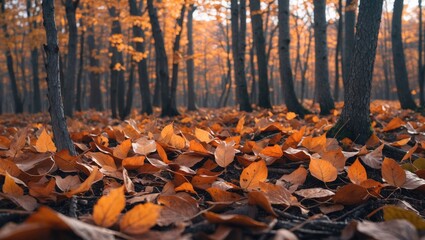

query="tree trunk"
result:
[333,0,343,101]
[278,0,310,117]
[329,0,384,144]
[123,63,135,117]
[249,43,257,103]
[313,0,335,115]
[63,0,79,117]
[75,19,84,112]
[170,4,186,113]
[231,0,252,112]
[343,0,356,87]
[186,4,197,111]
[42,0,76,155]
[128,0,153,115]
[250,0,271,109]
[391,0,417,110]
[419,0,424,107]
[147,0,176,117]
[87,24,103,111]
[108,6,127,119]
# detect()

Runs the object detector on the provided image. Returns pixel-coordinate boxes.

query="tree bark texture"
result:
[186,4,197,111]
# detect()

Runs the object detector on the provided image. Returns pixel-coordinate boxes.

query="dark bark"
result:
[301,28,313,102]
[313,0,335,115]
[170,4,186,113]
[63,0,79,117]
[328,0,384,144]
[128,0,153,115]
[333,0,342,101]
[231,0,252,112]
[343,0,356,87]
[250,0,271,109]
[419,0,424,107]
[1,1,23,113]
[108,6,126,119]
[391,0,417,110]
[278,0,310,117]
[87,24,103,111]
[123,63,135,117]
[42,0,77,155]
[147,0,177,117]
[75,19,84,112]
[186,4,197,111]
[249,43,257,103]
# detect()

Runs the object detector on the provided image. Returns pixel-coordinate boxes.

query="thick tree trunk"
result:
[249,43,257,104]
[170,4,186,113]
[42,0,76,155]
[391,0,417,110]
[231,0,252,112]
[186,4,197,111]
[108,6,127,119]
[250,0,271,109]
[313,0,335,115]
[128,0,153,115]
[75,20,84,112]
[334,0,343,101]
[329,0,384,144]
[419,0,424,107]
[123,63,135,117]
[343,0,356,87]
[147,0,177,117]
[63,0,79,117]
[87,24,103,111]
[278,0,309,117]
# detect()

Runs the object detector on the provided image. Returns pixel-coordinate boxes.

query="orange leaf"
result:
[175,182,197,194]
[282,126,305,150]
[206,187,242,202]
[195,128,213,143]
[122,156,145,170]
[332,184,369,205]
[35,129,57,153]
[156,142,170,163]
[3,172,23,197]
[93,186,125,228]
[383,117,405,132]
[382,158,406,187]
[53,150,79,172]
[214,141,236,168]
[120,203,162,235]
[401,143,418,161]
[86,152,117,171]
[259,144,283,158]
[279,166,308,191]
[301,134,327,153]
[189,140,210,155]
[286,112,297,120]
[347,158,367,185]
[248,191,277,217]
[113,139,131,159]
[309,158,337,183]
[240,160,268,190]
[65,166,101,197]
[203,211,268,230]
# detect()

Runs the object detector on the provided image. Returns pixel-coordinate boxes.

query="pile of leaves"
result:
[0,101,425,239]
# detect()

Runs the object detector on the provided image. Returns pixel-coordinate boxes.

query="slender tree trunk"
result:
[334,0,343,101]
[186,4,197,111]
[329,0,384,144]
[42,0,76,155]
[170,4,186,113]
[419,0,424,107]
[343,0,356,87]
[391,0,417,110]
[231,0,252,112]
[63,0,79,117]
[128,0,153,115]
[301,28,313,103]
[87,24,103,111]
[75,19,84,112]
[250,0,271,109]
[147,0,176,116]
[278,0,310,117]
[313,0,335,115]
[249,43,257,103]
[123,63,135,117]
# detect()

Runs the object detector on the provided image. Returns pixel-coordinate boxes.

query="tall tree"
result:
[128,0,153,115]
[63,0,79,117]
[250,0,271,109]
[1,0,23,113]
[391,0,417,110]
[147,0,177,116]
[170,4,186,114]
[419,0,424,107]
[75,18,84,112]
[313,0,335,115]
[186,4,197,111]
[333,0,343,101]
[328,0,384,144]
[231,0,252,112]
[278,0,309,117]
[42,0,77,155]
[343,0,356,86]
[87,23,103,111]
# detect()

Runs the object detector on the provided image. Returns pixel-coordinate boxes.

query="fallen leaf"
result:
[203,211,268,230]
[383,117,405,132]
[206,187,242,202]
[382,158,406,187]
[360,144,384,169]
[132,137,156,156]
[309,157,337,183]
[93,186,125,227]
[347,158,367,185]
[195,128,213,143]
[383,205,425,230]
[113,139,131,159]
[248,191,277,217]
[295,188,335,199]
[240,160,268,190]
[120,202,162,235]
[35,129,57,153]
[65,166,101,197]
[214,141,236,168]
[332,184,369,205]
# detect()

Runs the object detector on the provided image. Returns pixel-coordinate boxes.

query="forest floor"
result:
[0,101,425,240]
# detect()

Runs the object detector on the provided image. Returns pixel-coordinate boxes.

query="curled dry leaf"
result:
[240,160,268,190]
[203,211,268,230]
[113,139,132,159]
[360,144,384,169]
[279,166,308,192]
[214,141,236,168]
[195,128,213,143]
[120,202,162,235]
[64,166,102,198]
[206,187,242,202]
[132,137,157,156]
[248,191,277,217]
[93,186,125,228]
[382,158,406,188]
[295,188,335,199]
[383,117,405,132]
[86,152,117,171]
[157,193,199,226]
[309,157,337,183]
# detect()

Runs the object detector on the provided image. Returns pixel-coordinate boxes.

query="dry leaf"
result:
[383,205,425,230]
[383,117,405,132]
[93,186,125,227]
[214,141,236,168]
[132,137,156,156]
[35,129,57,153]
[309,158,337,183]
[240,160,268,190]
[203,211,268,230]
[347,158,367,185]
[382,158,406,187]
[120,202,162,235]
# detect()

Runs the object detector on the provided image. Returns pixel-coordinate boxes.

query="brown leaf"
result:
[248,191,277,217]
[64,166,102,198]
[214,141,236,168]
[332,184,369,205]
[295,188,335,199]
[86,152,117,171]
[120,203,162,235]
[132,137,156,156]
[206,187,242,202]
[360,144,384,169]
[279,166,308,192]
[157,193,199,226]
[93,186,125,227]
[203,211,268,230]
[113,139,131,159]
[382,158,406,187]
